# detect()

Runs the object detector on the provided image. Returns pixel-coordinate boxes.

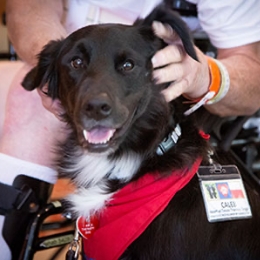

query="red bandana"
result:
[81,158,202,260]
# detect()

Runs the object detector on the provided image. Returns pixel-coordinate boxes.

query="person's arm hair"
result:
[205,41,260,117]
[6,0,67,66]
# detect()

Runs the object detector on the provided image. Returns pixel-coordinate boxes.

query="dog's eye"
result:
[122,60,134,71]
[71,58,83,69]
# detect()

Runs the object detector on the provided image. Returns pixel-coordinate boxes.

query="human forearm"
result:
[6,0,67,66]
[205,42,260,117]
[152,21,260,118]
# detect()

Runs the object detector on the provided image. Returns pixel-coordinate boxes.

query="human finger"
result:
[153,62,184,84]
[152,21,179,44]
[37,88,53,110]
[152,44,183,68]
[36,88,64,119]
[161,79,189,102]
[41,84,49,95]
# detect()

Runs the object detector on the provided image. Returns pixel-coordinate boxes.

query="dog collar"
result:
[156,124,181,155]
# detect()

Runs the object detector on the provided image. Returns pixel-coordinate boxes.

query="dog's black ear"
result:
[22,39,63,99]
[22,67,39,91]
[139,4,198,61]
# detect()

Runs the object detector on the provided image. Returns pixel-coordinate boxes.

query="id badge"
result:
[197,165,252,223]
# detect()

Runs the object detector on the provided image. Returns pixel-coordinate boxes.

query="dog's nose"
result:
[85,93,112,119]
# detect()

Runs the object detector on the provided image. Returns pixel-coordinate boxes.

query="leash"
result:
[66,227,81,260]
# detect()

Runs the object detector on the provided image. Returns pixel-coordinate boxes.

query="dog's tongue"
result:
[83,127,116,144]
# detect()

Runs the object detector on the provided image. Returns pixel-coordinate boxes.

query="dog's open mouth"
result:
[81,107,138,153]
[83,127,116,146]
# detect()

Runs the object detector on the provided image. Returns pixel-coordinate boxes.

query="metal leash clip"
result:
[66,228,80,260]
[207,149,224,174]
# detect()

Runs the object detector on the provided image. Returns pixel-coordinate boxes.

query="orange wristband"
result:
[184,57,222,116]
[206,56,221,97]
[184,56,221,103]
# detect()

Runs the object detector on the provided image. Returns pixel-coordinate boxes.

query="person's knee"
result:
[0,61,25,135]
[0,62,68,167]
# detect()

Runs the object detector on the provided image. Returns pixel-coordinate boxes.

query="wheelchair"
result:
[0,177,78,260]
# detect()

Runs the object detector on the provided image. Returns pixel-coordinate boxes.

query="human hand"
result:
[37,85,65,120]
[151,21,210,102]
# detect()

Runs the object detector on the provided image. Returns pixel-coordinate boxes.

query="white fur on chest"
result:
[62,149,142,217]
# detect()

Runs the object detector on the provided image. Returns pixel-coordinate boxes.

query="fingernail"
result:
[153,77,159,84]
[161,89,172,102]
[152,21,163,33]
[152,71,160,84]
[151,56,157,66]
[41,89,48,95]
[152,21,159,30]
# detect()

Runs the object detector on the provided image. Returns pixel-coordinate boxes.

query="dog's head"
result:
[22,5,197,155]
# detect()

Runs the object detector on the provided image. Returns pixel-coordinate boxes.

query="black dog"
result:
[22,5,260,260]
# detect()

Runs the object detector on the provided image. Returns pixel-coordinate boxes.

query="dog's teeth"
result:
[83,128,115,144]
